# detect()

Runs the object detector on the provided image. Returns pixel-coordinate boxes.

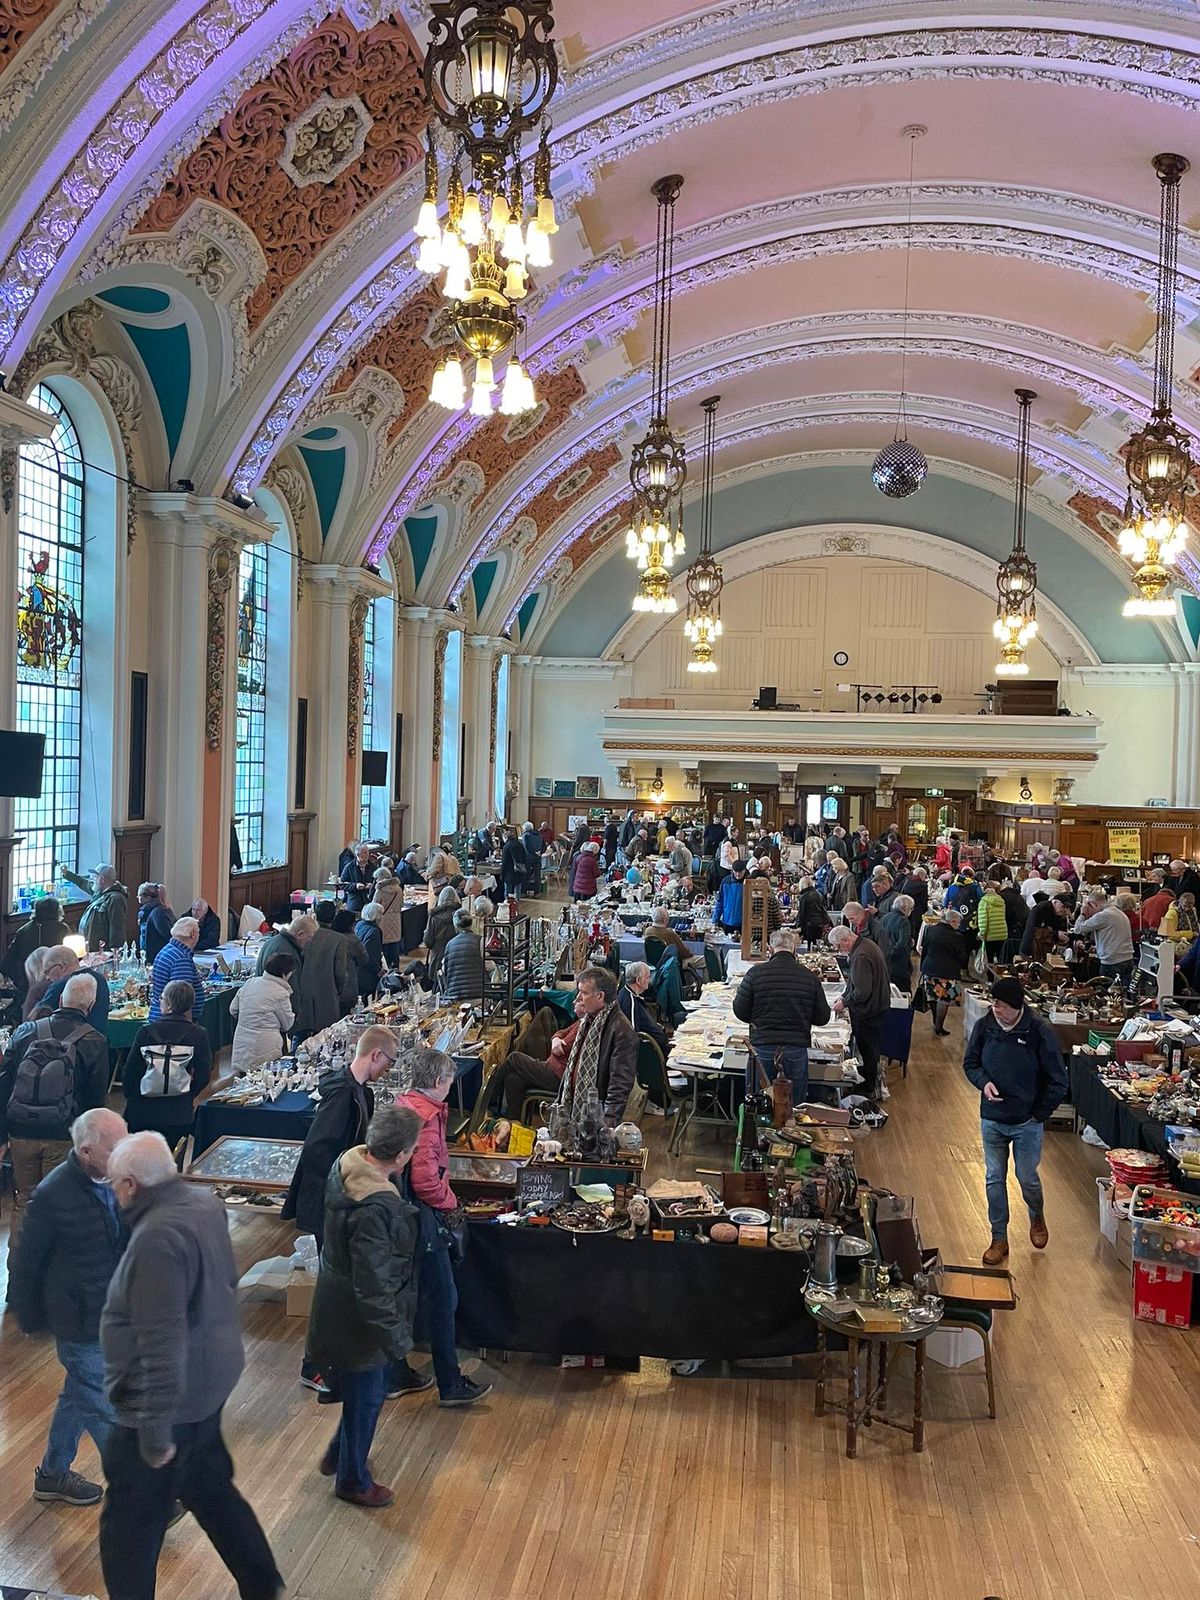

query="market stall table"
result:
[106,981,239,1058]
[452,1223,819,1360]
[1068,1053,1200,1197]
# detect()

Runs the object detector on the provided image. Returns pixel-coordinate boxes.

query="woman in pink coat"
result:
[570,840,602,901]
[391,1048,492,1408]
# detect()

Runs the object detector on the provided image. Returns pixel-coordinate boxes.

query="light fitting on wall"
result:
[872,125,928,500]
[1019,775,1034,802]
[683,394,724,671]
[1120,153,1193,616]
[629,176,687,613]
[994,388,1039,676]
[418,0,559,417]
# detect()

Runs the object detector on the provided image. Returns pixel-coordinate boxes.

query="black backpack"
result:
[8,1017,91,1134]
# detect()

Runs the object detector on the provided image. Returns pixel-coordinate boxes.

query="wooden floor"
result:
[3,1006,1200,1600]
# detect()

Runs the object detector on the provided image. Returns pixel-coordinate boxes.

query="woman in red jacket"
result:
[570,841,602,901]
[391,1049,493,1408]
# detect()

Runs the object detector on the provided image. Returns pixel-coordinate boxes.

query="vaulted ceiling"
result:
[3,1,1200,662]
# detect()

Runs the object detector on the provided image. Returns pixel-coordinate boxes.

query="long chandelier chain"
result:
[896,126,919,434]
[1012,389,1034,553]
[700,396,717,555]
[1154,161,1181,418]
[649,183,678,420]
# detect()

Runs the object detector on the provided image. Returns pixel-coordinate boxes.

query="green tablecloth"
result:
[106,983,239,1055]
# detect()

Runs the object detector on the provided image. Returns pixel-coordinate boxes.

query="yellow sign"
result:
[1106,828,1142,866]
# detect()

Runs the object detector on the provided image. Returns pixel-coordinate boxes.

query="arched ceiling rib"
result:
[2,1,1200,669]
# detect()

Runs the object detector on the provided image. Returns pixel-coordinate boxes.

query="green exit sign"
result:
[924,788,944,798]
[826,785,845,795]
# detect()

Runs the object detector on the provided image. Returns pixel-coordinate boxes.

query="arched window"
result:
[359,587,394,842]
[14,387,85,896]
[234,541,270,867]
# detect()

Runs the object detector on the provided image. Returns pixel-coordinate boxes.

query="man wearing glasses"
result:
[283,1024,399,1395]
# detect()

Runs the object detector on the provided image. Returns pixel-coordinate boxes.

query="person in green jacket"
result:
[976,880,1009,965]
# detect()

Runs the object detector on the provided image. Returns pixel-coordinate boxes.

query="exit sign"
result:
[924,788,944,798]
[826,785,845,795]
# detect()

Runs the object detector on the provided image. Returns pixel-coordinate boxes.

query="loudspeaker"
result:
[294,698,308,809]
[0,731,45,797]
[361,750,387,787]
[393,713,403,801]
[756,686,778,710]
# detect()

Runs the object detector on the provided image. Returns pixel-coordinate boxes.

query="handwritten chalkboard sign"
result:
[517,1164,572,1210]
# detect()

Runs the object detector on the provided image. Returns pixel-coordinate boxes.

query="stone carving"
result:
[616,765,634,790]
[0,443,16,512]
[506,770,520,798]
[347,593,369,757]
[0,0,384,356]
[431,628,448,761]
[683,768,700,791]
[326,281,443,439]
[206,538,238,749]
[553,463,594,502]
[437,460,487,516]
[280,92,374,186]
[1066,490,1128,552]
[823,534,869,555]
[489,654,502,771]
[12,298,143,548]
[0,0,107,131]
[1052,776,1076,804]
[503,516,538,556]
[0,0,70,78]
[977,776,998,802]
[267,461,309,529]
[132,14,425,330]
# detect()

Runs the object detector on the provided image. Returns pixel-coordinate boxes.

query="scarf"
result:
[558,1004,612,1120]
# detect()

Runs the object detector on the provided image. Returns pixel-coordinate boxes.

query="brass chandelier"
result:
[1120,153,1193,616]
[994,388,1039,676]
[416,0,560,417]
[683,395,724,671]
[628,176,687,613]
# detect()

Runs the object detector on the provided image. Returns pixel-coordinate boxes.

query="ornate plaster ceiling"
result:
[1,1,1199,662]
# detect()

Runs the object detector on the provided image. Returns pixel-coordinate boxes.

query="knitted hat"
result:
[990,977,1025,1008]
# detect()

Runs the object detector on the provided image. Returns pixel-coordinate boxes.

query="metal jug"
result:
[810,1221,842,1294]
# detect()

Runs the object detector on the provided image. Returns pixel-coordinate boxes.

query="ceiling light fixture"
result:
[994,388,1039,676]
[1120,153,1193,617]
[683,394,724,672]
[872,124,928,499]
[629,175,687,614]
[418,0,559,417]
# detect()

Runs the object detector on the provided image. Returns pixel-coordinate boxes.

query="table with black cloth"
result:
[400,901,429,954]
[1068,1053,1200,1197]
[452,1224,818,1360]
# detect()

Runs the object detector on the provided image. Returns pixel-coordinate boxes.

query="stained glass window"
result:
[14,386,85,896]
[359,597,377,840]
[234,541,269,867]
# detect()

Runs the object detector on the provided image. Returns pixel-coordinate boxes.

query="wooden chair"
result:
[704,945,725,984]
[643,934,667,969]
[938,1303,997,1419]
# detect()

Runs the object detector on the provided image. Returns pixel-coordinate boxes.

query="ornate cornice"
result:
[0,0,103,131]
[601,741,1100,764]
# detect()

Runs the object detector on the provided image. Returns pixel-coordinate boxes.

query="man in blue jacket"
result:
[963,976,1067,1266]
[714,860,748,932]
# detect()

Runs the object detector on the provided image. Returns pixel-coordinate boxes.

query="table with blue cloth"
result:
[617,935,706,963]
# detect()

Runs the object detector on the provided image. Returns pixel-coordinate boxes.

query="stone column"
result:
[508,654,539,810]
[0,392,56,940]
[396,605,455,852]
[1170,664,1200,808]
[142,493,270,920]
[305,565,389,879]
[463,635,512,825]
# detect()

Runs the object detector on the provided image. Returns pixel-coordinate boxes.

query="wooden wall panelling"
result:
[229,865,292,929]
[286,811,314,891]
[113,824,161,941]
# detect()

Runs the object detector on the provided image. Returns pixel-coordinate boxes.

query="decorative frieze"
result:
[205,538,238,749]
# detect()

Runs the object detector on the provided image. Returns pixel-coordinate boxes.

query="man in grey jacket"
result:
[829,924,892,1100]
[99,1131,283,1600]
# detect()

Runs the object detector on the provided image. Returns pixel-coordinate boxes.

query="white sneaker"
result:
[644,1103,666,1116]
[879,1084,891,1101]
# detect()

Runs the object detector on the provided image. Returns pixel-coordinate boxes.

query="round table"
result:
[808,1300,941,1457]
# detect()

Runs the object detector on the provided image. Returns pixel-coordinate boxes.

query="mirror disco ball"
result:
[871,439,928,498]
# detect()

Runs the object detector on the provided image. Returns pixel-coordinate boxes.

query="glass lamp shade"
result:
[872,438,928,498]
[465,20,516,104]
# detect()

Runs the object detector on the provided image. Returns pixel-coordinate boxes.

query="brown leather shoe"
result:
[336,1482,394,1508]
[1030,1214,1048,1249]
[982,1238,1009,1266]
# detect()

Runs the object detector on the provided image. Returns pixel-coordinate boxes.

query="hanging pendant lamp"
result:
[993,388,1039,676]
[629,175,687,614]
[683,395,724,671]
[1119,153,1193,616]
[872,125,927,499]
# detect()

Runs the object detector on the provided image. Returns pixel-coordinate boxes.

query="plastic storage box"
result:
[1129,1185,1200,1271]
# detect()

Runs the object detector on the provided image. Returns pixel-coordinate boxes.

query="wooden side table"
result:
[811,1308,939,1458]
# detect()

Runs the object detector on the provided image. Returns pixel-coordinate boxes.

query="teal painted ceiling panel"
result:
[515,592,539,640]
[297,443,347,541]
[405,512,438,588]
[1181,592,1200,648]
[97,289,190,460]
[470,559,499,616]
[98,286,172,314]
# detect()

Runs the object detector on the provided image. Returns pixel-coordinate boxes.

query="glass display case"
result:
[184,1136,303,1192]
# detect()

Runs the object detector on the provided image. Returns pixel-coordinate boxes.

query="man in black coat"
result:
[282,1024,399,1394]
[732,930,831,1103]
[9,1108,129,1507]
[339,844,375,915]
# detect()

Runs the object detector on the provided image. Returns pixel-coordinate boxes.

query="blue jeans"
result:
[391,1244,462,1398]
[1101,961,1134,983]
[748,1041,809,1105]
[42,1337,115,1478]
[981,1117,1044,1239]
[327,1366,387,1494]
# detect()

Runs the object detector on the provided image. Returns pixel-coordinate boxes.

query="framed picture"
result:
[533,776,552,798]
[575,775,600,800]
[553,779,576,799]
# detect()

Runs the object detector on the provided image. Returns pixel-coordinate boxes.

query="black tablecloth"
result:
[453,1224,818,1359]
[1069,1054,1200,1196]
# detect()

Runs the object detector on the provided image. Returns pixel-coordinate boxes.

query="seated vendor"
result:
[616,962,669,1056]
[646,906,696,965]
[488,1013,579,1120]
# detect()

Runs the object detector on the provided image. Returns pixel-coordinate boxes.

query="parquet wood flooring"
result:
[2,1007,1199,1600]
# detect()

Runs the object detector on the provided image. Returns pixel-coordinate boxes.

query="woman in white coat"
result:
[230,952,296,1074]
[369,866,405,964]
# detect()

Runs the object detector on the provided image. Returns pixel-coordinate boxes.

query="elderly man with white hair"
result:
[148,915,204,1021]
[9,1108,129,1508]
[100,1131,284,1600]
[0,971,109,1249]
[59,861,128,951]
[616,962,669,1057]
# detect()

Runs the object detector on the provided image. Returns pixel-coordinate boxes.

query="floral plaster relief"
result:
[0,0,69,74]
[134,12,425,329]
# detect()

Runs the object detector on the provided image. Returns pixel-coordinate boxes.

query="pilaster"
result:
[140,492,270,920]
[509,654,539,812]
